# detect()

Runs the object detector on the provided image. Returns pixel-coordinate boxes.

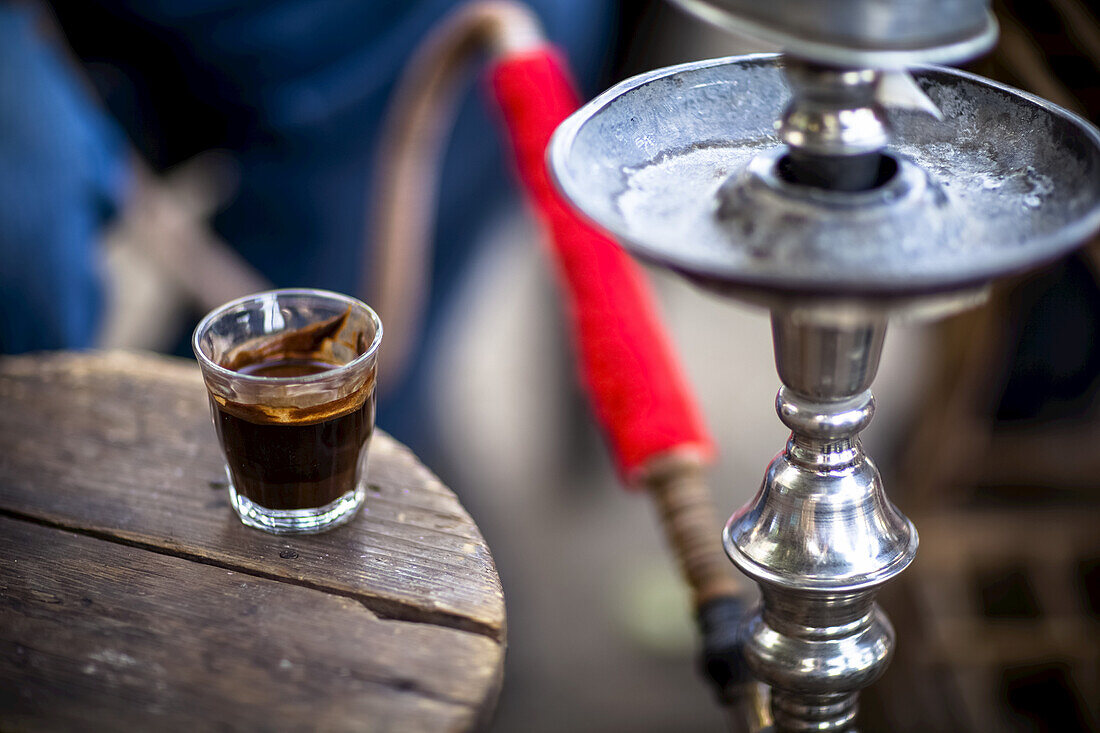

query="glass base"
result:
[227,474,365,535]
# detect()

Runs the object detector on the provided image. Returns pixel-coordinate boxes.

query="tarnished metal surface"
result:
[549,54,1100,299]
[669,0,997,67]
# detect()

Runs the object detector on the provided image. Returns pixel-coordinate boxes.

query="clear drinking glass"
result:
[193,289,382,534]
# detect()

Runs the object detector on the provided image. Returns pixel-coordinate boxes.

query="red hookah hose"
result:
[488,40,750,711]
[488,47,715,484]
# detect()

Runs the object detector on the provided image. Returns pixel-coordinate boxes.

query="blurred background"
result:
[2,0,1099,730]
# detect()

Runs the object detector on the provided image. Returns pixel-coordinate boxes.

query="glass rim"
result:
[192,288,383,386]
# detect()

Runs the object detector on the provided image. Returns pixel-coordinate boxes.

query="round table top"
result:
[0,350,504,732]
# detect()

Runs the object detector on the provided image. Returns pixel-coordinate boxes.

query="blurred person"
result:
[0,0,615,448]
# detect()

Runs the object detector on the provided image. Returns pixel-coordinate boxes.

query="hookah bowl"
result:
[548,26,1100,733]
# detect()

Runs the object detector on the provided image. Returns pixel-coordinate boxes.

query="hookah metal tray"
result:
[549,54,1100,298]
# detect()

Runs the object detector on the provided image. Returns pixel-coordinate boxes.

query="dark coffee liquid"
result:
[237,358,340,379]
[213,357,375,511]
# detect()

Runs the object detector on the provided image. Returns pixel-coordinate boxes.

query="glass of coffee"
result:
[193,289,382,534]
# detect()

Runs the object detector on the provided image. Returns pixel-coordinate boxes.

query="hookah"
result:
[546,0,1100,730]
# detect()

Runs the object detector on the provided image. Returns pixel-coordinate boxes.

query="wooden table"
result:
[0,351,505,732]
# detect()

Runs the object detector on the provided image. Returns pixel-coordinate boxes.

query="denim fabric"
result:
[0,5,128,352]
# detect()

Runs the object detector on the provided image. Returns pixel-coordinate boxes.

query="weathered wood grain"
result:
[0,351,504,641]
[0,517,499,732]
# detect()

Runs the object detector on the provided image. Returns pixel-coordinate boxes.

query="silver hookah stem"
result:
[775,58,890,191]
[730,59,912,729]
[726,312,918,731]
[723,56,921,732]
